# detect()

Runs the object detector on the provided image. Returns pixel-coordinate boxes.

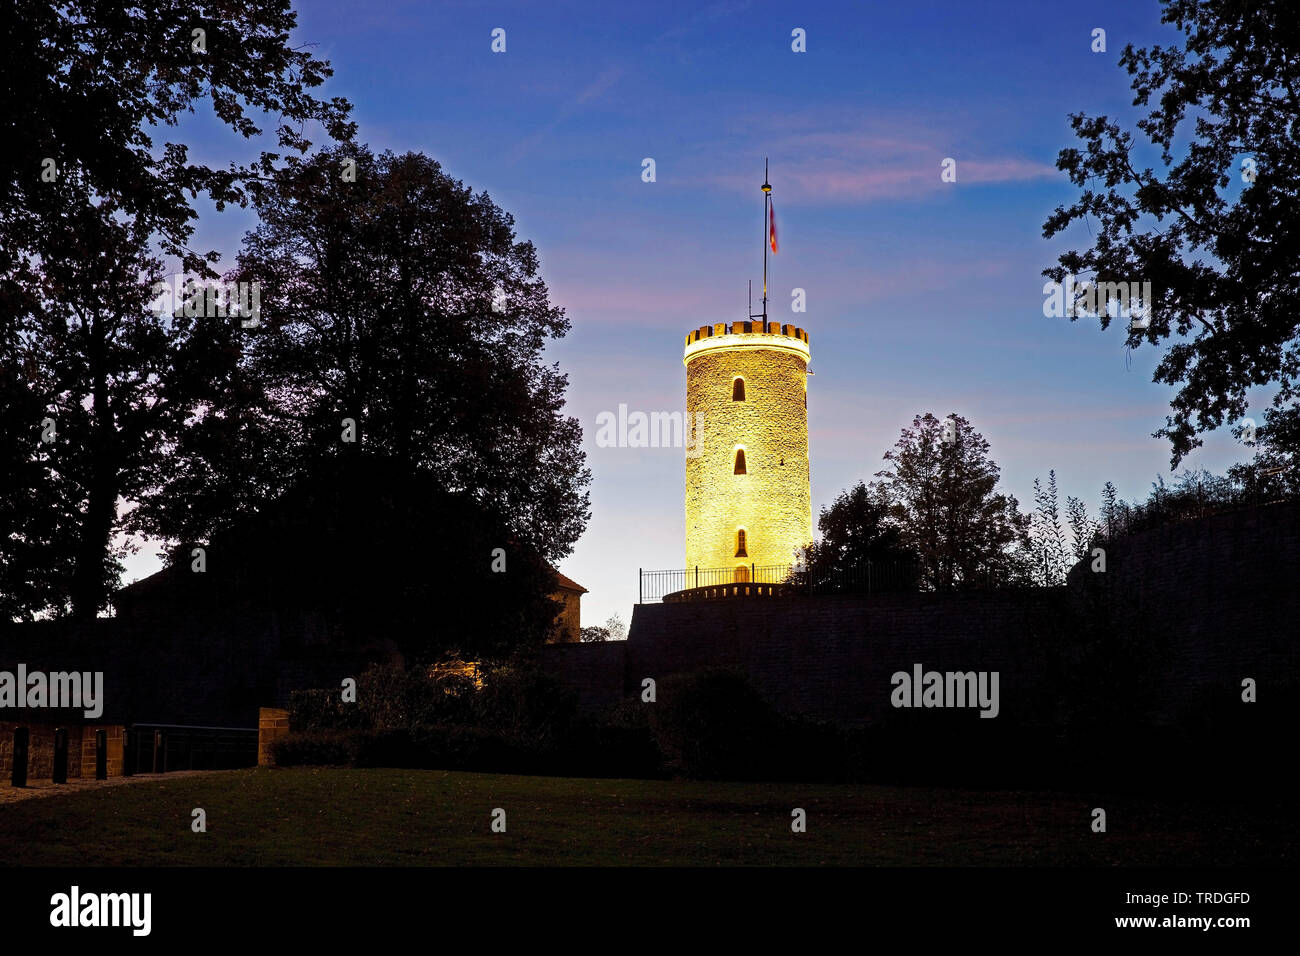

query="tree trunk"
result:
[71,471,117,619]
[70,324,118,620]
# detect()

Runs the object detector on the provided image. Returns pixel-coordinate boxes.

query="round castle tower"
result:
[684,320,812,580]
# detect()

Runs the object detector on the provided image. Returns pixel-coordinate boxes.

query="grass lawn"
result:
[0,767,1288,866]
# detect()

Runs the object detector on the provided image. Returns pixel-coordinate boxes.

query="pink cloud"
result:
[701,154,1057,202]
[681,110,1059,203]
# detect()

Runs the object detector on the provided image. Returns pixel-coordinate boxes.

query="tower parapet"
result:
[684,322,810,362]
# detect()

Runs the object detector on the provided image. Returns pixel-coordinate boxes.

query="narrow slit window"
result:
[732,378,745,401]
[734,448,747,474]
[735,530,747,557]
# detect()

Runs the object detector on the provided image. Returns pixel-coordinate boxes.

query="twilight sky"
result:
[124,0,1263,631]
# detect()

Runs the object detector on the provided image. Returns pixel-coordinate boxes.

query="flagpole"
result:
[761,158,771,322]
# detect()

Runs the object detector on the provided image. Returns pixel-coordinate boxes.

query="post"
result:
[96,729,108,780]
[11,728,29,787]
[639,568,643,605]
[52,728,68,784]
[761,159,771,319]
[695,565,699,588]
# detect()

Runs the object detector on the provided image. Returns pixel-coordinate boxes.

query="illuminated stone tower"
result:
[683,320,812,579]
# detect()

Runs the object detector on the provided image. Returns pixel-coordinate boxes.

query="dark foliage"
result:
[804,414,1032,591]
[647,668,784,780]
[268,730,360,767]
[1,0,353,620]
[289,688,365,733]
[471,658,580,755]
[131,145,591,573]
[156,458,562,664]
[1043,0,1300,467]
[1095,466,1299,544]
[557,699,663,779]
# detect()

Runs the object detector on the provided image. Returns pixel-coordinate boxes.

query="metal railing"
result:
[639,564,792,603]
[638,560,921,602]
[123,723,258,775]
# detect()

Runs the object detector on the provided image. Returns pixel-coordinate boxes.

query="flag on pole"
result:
[769,200,778,253]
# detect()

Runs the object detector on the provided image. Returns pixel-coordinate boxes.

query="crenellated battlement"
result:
[683,321,810,365]
[685,321,809,349]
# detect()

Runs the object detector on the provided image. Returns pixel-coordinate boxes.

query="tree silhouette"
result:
[2,0,353,276]
[130,146,591,574]
[1065,494,1100,564]
[798,481,915,590]
[873,413,1030,590]
[1043,0,1300,468]
[1030,471,1069,586]
[1,0,353,620]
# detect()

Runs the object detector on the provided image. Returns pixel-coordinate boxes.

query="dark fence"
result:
[123,723,258,775]
[793,560,921,595]
[639,564,792,603]
[639,560,923,603]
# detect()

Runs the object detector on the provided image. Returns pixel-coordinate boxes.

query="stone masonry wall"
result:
[626,590,1062,726]
[685,325,811,573]
[548,501,1298,728]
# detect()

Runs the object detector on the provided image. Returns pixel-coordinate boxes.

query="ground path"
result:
[0,771,223,806]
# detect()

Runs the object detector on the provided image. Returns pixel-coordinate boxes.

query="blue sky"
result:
[126,0,1263,630]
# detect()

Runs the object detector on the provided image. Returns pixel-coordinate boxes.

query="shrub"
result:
[288,689,363,732]
[771,715,852,782]
[473,659,578,754]
[268,730,361,766]
[410,723,532,773]
[353,727,414,768]
[355,663,414,730]
[558,699,662,779]
[357,662,473,729]
[290,662,479,734]
[648,668,783,780]
[350,723,533,773]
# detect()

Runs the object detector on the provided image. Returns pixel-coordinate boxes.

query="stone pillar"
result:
[258,707,290,766]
